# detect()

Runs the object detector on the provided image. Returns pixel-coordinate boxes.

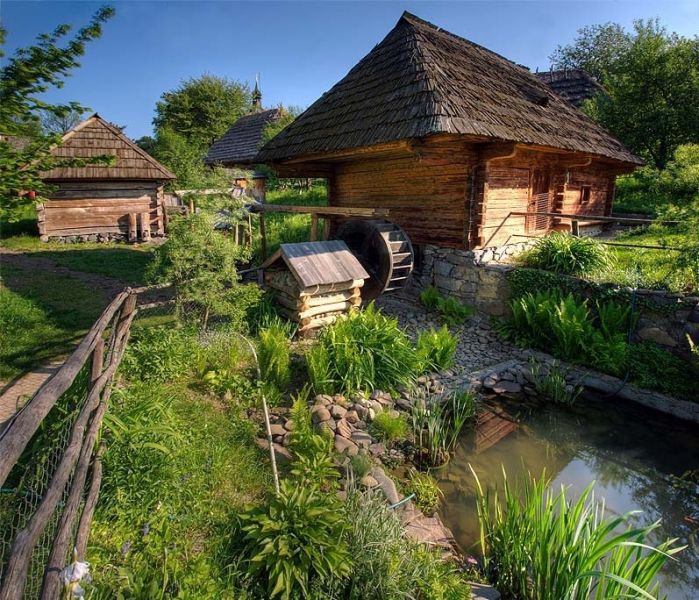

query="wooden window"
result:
[580,185,591,205]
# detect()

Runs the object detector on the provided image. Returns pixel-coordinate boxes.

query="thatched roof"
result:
[43,114,175,181]
[205,108,282,166]
[257,12,641,166]
[536,69,605,108]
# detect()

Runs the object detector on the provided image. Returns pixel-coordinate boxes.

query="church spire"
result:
[252,74,262,111]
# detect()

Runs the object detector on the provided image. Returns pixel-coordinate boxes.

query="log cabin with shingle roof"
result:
[256,11,641,250]
[36,114,175,242]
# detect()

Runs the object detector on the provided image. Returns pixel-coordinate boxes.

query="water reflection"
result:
[437,395,699,600]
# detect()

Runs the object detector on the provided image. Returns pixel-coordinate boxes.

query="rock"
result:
[491,381,522,395]
[315,419,335,436]
[330,405,347,419]
[283,419,295,431]
[334,435,359,456]
[255,438,292,464]
[470,582,501,600]
[311,405,331,423]
[354,405,369,421]
[368,442,386,457]
[333,394,348,406]
[638,326,678,347]
[395,398,412,412]
[335,418,353,439]
[282,431,292,447]
[345,410,360,424]
[367,407,376,422]
[314,394,333,406]
[351,431,373,448]
[354,420,367,430]
[371,466,401,505]
[269,424,286,437]
[360,475,379,488]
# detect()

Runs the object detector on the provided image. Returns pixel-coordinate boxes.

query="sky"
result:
[3,0,698,140]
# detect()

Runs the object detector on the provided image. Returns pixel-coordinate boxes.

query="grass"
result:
[0,264,108,382]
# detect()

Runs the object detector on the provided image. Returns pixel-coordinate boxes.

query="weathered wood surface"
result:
[258,204,389,217]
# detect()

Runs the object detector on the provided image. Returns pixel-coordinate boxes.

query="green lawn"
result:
[0,265,109,382]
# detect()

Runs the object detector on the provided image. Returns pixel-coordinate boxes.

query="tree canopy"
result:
[551,19,699,170]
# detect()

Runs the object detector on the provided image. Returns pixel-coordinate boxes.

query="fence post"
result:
[571,220,580,237]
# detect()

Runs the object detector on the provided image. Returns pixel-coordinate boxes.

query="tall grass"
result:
[306,303,422,394]
[416,325,458,371]
[472,468,683,600]
[519,232,611,275]
[257,323,291,389]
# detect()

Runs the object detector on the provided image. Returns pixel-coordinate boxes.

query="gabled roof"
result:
[535,69,605,108]
[257,12,641,166]
[205,108,282,166]
[42,114,175,181]
[262,240,369,288]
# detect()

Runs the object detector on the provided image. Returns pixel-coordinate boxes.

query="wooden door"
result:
[527,171,551,233]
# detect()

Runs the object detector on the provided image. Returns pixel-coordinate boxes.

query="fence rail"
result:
[0,289,138,599]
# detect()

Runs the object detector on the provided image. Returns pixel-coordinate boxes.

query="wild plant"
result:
[416,325,458,371]
[519,232,611,275]
[472,467,683,600]
[257,323,291,389]
[199,368,254,401]
[306,343,334,395]
[349,453,373,478]
[419,286,441,310]
[528,358,583,405]
[405,469,443,514]
[120,325,193,382]
[437,295,474,326]
[236,480,352,599]
[289,432,338,490]
[369,411,408,443]
[246,291,297,336]
[595,299,636,341]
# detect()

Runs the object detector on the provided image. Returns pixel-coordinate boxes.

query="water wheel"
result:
[334,219,414,299]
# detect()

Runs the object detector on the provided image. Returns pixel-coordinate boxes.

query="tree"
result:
[153,74,251,150]
[40,107,85,134]
[0,7,115,217]
[260,105,304,146]
[553,19,699,170]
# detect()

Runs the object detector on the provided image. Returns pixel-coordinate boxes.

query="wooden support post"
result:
[571,220,580,237]
[127,213,137,242]
[90,339,104,390]
[322,217,331,241]
[310,213,319,242]
[188,198,195,215]
[259,212,268,260]
[140,212,151,242]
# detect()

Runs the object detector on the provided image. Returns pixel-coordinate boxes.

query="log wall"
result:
[37,181,166,242]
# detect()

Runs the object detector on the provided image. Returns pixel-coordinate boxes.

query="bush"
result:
[236,480,351,599]
[121,325,193,382]
[417,326,458,372]
[306,303,421,394]
[369,411,408,443]
[419,286,441,310]
[519,232,611,276]
[258,323,291,389]
[405,469,443,514]
[349,454,373,478]
[473,468,683,600]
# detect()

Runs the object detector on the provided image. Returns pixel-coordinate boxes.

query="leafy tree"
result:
[153,74,251,150]
[146,212,260,328]
[260,105,303,146]
[552,19,699,170]
[0,6,115,218]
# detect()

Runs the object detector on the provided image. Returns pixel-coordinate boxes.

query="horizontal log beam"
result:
[255,204,389,217]
[508,211,679,226]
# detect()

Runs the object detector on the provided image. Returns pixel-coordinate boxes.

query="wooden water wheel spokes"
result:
[334,219,414,299]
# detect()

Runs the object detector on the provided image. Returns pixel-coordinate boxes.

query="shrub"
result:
[519,232,611,275]
[236,480,351,599]
[473,468,683,600]
[405,469,443,514]
[417,326,458,372]
[528,359,583,406]
[258,323,291,389]
[306,303,421,394]
[420,286,474,326]
[349,454,373,479]
[289,432,338,490]
[369,411,408,443]
[121,325,193,382]
[419,286,441,310]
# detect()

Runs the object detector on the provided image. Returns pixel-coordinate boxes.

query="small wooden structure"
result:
[37,114,175,242]
[261,240,369,335]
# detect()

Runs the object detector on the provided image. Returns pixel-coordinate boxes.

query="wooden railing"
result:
[0,289,138,599]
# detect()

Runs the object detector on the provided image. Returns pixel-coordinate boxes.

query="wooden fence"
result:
[0,289,138,599]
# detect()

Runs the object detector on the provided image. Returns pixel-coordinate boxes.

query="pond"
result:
[436,393,699,600]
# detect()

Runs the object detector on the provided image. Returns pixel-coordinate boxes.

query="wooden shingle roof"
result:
[262,240,369,288]
[535,69,605,108]
[42,114,175,181]
[257,12,641,166]
[205,108,282,166]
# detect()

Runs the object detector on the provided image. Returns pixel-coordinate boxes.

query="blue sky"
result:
[3,1,698,140]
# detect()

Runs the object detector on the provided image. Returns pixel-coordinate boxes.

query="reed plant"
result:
[528,358,583,406]
[472,467,683,600]
[257,323,291,389]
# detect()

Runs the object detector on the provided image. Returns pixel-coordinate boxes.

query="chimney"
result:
[252,74,262,111]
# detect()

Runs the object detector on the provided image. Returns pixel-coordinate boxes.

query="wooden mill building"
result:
[38,114,175,242]
[256,12,641,251]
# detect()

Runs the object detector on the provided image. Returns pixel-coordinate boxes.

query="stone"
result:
[367,407,376,422]
[311,405,331,423]
[638,326,678,347]
[354,405,369,421]
[330,404,347,419]
[491,381,522,394]
[269,424,286,437]
[335,418,353,439]
[283,419,295,431]
[345,410,360,424]
[360,475,379,488]
[334,435,359,456]
[314,394,333,406]
[255,438,292,464]
[395,398,412,412]
[282,431,292,447]
[354,420,367,430]
[315,419,335,436]
[351,431,373,448]
[333,394,349,407]
[470,582,501,600]
[368,442,386,457]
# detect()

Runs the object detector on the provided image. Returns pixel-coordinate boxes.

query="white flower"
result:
[60,550,91,599]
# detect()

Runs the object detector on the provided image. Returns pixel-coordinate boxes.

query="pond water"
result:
[436,394,699,600]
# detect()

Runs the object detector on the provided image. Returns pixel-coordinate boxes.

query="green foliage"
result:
[289,432,338,491]
[369,411,408,443]
[306,303,422,395]
[627,341,698,401]
[419,286,441,310]
[416,325,458,372]
[147,213,261,328]
[519,232,611,276]
[258,323,291,390]
[472,467,683,600]
[0,7,115,216]
[349,454,373,479]
[411,391,476,467]
[405,469,443,515]
[528,359,583,406]
[121,325,193,383]
[260,105,303,146]
[236,480,351,599]
[420,286,474,326]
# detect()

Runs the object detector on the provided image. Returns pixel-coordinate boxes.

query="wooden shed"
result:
[256,12,642,251]
[37,114,175,242]
[261,240,369,335]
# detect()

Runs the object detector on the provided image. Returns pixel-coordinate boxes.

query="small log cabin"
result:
[256,12,642,251]
[37,114,175,242]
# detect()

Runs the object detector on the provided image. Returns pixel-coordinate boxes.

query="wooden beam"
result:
[257,205,389,217]
[310,213,319,241]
